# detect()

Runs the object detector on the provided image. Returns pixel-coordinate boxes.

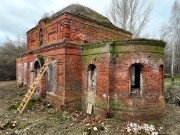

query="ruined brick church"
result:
[16,4,166,120]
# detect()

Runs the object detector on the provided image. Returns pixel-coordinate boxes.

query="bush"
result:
[0,37,26,80]
[165,88,180,106]
[164,74,171,78]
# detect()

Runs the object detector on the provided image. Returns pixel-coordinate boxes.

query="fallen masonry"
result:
[125,122,163,135]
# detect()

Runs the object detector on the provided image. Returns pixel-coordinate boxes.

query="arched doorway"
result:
[33,60,41,93]
[87,64,97,114]
[34,61,41,77]
[130,63,143,96]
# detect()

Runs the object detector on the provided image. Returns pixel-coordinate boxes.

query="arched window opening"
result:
[159,65,164,96]
[39,28,43,46]
[34,60,41,93]
[87,64,97,92]
[130,64,143,96]
[34,61,40,76]
[86,64,96,115]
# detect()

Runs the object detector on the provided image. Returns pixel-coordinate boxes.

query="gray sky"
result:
[0,0,175,42]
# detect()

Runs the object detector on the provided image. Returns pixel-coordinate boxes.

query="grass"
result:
[165,77,180,90]
[8,102,20,110]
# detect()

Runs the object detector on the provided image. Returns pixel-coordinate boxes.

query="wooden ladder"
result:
[17,58,51,114]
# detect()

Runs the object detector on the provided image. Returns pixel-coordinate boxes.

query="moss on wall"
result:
[110,40,165,54]
[114,39,166,47]
[37,54,45,66]
[82,42,111,56]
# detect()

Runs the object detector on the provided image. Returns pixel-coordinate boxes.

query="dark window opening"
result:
[87,64,96,92]
[130,64,143,95]
[34,61,40,75]
[39,28,43,45]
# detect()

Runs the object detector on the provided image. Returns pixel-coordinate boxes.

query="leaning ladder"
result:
[17,58,51,114]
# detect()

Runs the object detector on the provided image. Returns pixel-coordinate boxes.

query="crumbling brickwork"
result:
[16,4,166,120]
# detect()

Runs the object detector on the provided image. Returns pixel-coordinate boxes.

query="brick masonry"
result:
[16,4,166,120]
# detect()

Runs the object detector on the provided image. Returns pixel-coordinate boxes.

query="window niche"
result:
[87,64,97,92]
[87,64,96,115]
[24,63,27,86]
[130,63,143,97]
[39,28,43,46]
[17,64,22,83]
[46,60,57,94]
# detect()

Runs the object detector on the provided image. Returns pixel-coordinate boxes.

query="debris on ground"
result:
[125,122,162,135]
[0,81,180,135]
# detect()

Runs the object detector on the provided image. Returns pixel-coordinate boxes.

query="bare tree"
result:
[107,0,152,38]
[160,0,180,78]
[0,37,26,80]
[41,10,54,19]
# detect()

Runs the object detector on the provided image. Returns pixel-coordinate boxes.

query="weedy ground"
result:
[0,81,180,135]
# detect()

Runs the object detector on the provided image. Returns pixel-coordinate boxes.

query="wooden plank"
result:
[17,108,20,112]
[86,103,93,114]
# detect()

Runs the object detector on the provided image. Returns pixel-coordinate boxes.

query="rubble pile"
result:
[125,122,163,135]
[0,120,17,130]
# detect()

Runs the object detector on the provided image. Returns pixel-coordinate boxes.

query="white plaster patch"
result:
[114,93,118,102]
[17,64,22,83]
[152,69,159,74]
[158,59,164,65]
[152,65,159,74]
[118,72,127,78]
[140,57,149,64]
[30,62,33,85]
[24,63,27,85]
[77,33,88,41]
[103,94,106,98]
[46,60,57,94]
[87,91,95,104]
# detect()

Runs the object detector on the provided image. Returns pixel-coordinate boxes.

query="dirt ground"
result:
[0,81,180,135]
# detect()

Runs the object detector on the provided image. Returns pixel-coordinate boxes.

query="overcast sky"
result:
[0,0,175,42]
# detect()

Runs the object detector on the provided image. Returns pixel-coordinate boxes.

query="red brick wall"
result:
[110,42,165,120]
[27,14,70,51]
[67,14,131,44]
[27,13,132,52]
[17,43,84,110]
[17,44,66,108]
[81,47,110,114]
[64,44,82,110]
[112,53,164,99]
